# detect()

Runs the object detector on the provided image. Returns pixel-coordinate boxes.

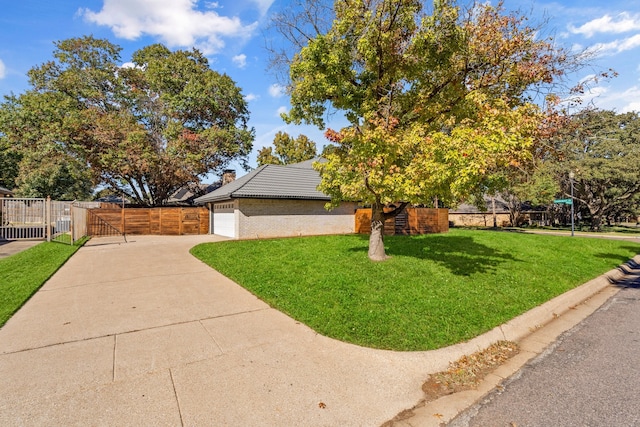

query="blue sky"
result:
[1,0,639,180]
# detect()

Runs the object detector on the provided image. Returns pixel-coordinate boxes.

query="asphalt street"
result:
[448,265,640,427]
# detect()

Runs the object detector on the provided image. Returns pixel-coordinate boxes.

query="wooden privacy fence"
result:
[355,208,449,235]
[88,207,209,236]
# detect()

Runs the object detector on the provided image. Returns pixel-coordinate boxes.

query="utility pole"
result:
[569,171,575,237]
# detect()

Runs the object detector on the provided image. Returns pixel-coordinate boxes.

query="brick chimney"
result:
[222,169,236,185]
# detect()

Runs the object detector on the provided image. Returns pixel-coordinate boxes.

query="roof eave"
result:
[198,194,332,203]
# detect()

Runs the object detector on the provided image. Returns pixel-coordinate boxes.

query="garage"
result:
[212,202,236,238]
[195,160,359,239]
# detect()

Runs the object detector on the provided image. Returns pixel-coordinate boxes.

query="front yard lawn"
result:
[0,239,87,327]
[191,229,639,351]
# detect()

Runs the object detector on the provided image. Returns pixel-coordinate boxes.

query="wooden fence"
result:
[355,208,449,235]
[88,207,209,236]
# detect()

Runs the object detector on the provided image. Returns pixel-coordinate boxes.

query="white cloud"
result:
[232,54,247,68]
[571,43,584,52]
[569,13,640,38]
[571,84,640,113]
[81,0,258,54]
[607,86,640,113]
[621,101,640,113]
[244,93,258,102]
[251,0,275,16]
[276,106,288,116]
[578,74,596,84]
[0,59,5,79]
[269,83,285,98]
[586,34,640,56]
[585,85,609,99]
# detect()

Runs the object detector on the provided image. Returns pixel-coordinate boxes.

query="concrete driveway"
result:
[0,235,462,426]
[0,239,41,259]
[1,235,634,426]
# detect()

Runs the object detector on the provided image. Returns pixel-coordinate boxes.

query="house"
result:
[448,196,511,227]
[167,183,221,206]
[448,195,550,227]
[194,160,359,239]
[0,186,13,198]
[167,170,237,206]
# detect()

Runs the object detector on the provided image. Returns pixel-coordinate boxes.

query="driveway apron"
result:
[0,235,455,426]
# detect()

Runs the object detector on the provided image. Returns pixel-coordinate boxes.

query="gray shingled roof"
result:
[0,186,13,196]
[194,160,328,204]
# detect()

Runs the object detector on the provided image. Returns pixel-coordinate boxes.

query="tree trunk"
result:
[589,209,603,231]
[586,201,604,231]
[367,201,409,262]
[491,196,497,228]
[368,202,388,261]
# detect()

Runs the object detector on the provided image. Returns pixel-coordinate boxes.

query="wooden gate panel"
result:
[355,208,449,235]
[88,207,209,236]
[180,208,201,235]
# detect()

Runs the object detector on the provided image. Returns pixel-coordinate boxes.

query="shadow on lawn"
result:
[593,248,640,266]
[381,234,521,276]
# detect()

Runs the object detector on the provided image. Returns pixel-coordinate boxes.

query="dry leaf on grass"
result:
[422,341,519,400]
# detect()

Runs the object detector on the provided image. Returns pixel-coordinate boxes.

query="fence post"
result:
[121,195,125,236]
[46,196,51,242]
[70,202,75,245]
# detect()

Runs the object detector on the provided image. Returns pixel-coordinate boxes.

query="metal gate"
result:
[0,198,46,240]
[0,197,92,244]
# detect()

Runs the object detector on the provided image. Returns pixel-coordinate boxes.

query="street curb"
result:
[391,254,640,427]
[498,254,637,343]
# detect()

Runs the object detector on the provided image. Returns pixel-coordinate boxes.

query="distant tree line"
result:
[498,109,640,231]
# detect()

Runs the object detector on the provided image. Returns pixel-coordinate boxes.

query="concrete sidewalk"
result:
[0,239,41,259]
[0,235,636,426]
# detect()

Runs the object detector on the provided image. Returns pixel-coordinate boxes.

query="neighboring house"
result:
[95,194,129,205]
[449,196,511,227]
[449,196,550,227]
[0,186,13,198]
[167,170,236,206]
[194,160,359,239]
[167,183,221,206]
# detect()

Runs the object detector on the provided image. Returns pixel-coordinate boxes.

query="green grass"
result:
[191,229,640,351]
[515,224,640,235]
[0,238,88,327]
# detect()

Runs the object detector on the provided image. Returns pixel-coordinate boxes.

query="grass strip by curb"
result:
[0,238,88,327]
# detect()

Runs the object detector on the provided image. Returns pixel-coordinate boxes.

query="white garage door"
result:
[213,212,236,238]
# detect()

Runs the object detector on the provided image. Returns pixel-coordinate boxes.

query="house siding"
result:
[237,198,358,239]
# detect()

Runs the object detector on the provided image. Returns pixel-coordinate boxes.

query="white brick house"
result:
[194,160,359,239]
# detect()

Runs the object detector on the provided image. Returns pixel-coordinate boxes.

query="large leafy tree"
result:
[556,109,640,230]
[282,0,580,260]
[498,166,559,226]
[257,131,317,166]
[13,150,93,200]
[0,137,20,190]
[0,36,254,206]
